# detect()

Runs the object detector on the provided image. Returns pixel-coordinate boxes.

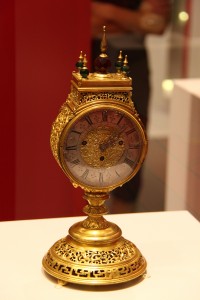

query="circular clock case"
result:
[59,103,147,192]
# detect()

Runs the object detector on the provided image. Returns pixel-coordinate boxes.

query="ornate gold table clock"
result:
[42,27,148,286]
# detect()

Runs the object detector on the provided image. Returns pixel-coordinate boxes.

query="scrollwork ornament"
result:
[82,216,109,229]
[43,237,146,284]
[50,102,74,164]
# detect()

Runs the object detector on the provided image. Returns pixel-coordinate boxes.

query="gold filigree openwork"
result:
[55,238,136,264]
[79,92,132,106]
[50,102,74,165]
[43,236,146,285]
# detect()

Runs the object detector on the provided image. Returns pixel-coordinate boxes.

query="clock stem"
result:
[82,192,110,230]
[68,191,122,245]
[42,190,147,285]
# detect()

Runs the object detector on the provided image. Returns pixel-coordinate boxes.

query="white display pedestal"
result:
[1,211,200,300]
[165,78,200,221]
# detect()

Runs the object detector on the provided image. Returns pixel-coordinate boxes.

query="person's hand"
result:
[91,1,170,37]
[91,2,123,38]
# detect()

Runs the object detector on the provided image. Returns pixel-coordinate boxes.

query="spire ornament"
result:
[94,26,111,74]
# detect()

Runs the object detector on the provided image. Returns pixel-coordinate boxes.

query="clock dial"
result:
[60,106,146,191]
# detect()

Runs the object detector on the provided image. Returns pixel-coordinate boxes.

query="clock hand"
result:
[100,124,128,152]
[99,130,124,152]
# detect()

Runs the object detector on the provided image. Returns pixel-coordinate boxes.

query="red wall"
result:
[0,0,91,220]
[0,1,16,221]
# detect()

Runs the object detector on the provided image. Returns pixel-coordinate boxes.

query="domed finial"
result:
[122,55,130,77]
[115,50,123,73]
[94,26,111,74]
[80,54,89,78]
[75,51,84,73]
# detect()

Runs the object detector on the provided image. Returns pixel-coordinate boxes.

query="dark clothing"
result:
[92,0,150,202]
[93,0,142,10]
[92,39,150,202]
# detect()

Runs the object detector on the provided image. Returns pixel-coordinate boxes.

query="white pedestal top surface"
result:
[1,211,200,300]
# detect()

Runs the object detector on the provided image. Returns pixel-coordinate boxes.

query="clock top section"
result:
[73,26,132,90]
[72,72,132,89]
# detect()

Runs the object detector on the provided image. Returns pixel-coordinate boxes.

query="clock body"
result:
[43,43,148,286]
[58,102,147,193]
[50,71,148,194]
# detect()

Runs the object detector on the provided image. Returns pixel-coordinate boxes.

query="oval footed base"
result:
[42,234,147,285]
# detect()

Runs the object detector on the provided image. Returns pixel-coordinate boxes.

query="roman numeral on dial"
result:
[65,145,77,151]
[99,172,103,184]
[115,170,121,177]
[102,110,108,122]
[126,128,136,135]
[117,114,124,125]
[129,144,140,149]
[124,157,135,167]
[71,130,81,135]
[71,158,80,166]
[81,169,89,179]
[85,116,93,125]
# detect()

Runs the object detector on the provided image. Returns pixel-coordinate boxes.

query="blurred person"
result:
[91,0,171,209]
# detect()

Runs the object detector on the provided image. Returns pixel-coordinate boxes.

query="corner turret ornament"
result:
[42,26,148,286]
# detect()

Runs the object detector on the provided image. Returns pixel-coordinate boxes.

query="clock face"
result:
[60,106,147,191]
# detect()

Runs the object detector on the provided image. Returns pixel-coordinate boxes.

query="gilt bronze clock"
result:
[42,27,148,286]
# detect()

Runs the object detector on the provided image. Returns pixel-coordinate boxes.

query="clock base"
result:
[42,193,147,286]
[42,233,146,286]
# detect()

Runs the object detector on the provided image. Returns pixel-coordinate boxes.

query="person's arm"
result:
[91,0,171,38]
